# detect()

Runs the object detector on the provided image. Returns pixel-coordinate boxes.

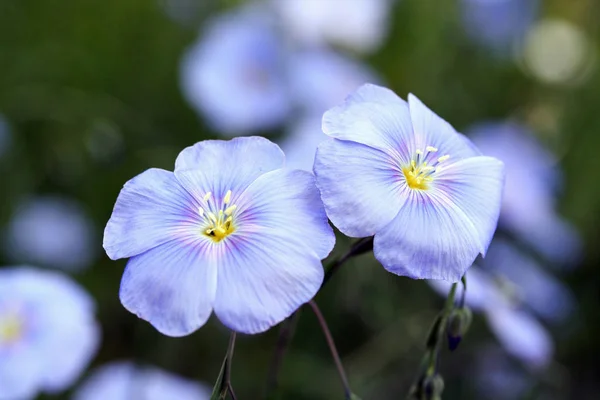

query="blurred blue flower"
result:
[469,121,581,265]
[0,115,11,159]
[289,49,378,113]
[180,7,291,135]
[461,0,539,54]
[74,361,211,400]
[273,0,393,54]
[280,50,376,171]
[314,84,504,281]
[3,196,97,272]
[104,137,335,336]
[0,267,100,400]
[484,239,575,323]
[470,348,533,400]
[431,263,553,369]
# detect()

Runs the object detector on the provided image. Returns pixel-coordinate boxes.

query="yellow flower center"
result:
[402,146,450,190]
[199,190,237,242]
[0,311,24,345]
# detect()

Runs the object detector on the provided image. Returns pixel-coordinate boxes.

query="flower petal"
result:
[212,169,331,333]
[174,137,285,195]
[314,138,406,237]
[103,169,198,260]
[433,156,504,255]
[213,239,324,334]
[408,93,481,159]
[486,307,553,369]
[119,239,217,337]
[322,83,415,162]
[373,189,481,281]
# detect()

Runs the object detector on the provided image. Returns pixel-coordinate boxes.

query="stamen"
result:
[224,205,237,216]
[426,146,438,152]
[198,207,204,217]
[203,192,212,202]
[223,190,232,205]
[438,155,450,163]
[208,212,217,222]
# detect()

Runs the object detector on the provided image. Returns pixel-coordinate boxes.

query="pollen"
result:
[403,145,450,190]
[198,190,237,242]
[0,311,24,345]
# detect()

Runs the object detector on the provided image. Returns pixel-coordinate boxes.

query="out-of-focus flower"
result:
[180,7,291,135]
[73,361,210,400]
[272,0,393,54]
[314,84,504,281]
[3,196,97,272]
[289,49,377,113]
[280,50,376,171]
[460,0,539,55]
[485,239,575,323]
[104,137,335,336]
[468,121,581,265]
[470,348,533,400]
[431,261,554,369]
[520,18,596,86]
[0,115,11,159]
[0,267,100,400]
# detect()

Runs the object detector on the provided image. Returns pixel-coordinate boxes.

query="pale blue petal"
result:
[119,239,217,337]
[279,115,326,171]
[235,168,335,259]
[486,307,553,368]
[174,137,285,196]
[213,170,330,333]
[322,83,415,162]
[103,169,199,260]
[433,156,504,255]
[374,190,481,281]
[314,138,406,237]
[408,93,481,159]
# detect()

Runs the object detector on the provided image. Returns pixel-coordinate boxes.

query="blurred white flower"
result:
[0,267,100,400]
[468,121,581,265]
[4,196,97,272]
[520,18,595,85]
[180,6,291,135]
[74,361,211,400]
[272,0,393,54]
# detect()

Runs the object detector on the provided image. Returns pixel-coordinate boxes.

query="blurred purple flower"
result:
[461,0,539,54]
[3,196,97,272]
[272,0,393,54]
[180,7,291,135]
[430,261,554,368]
[104,137,335,336]
[468,121,581,265]
[74,362,210,400]
[280,50,376,171]
[289,49,377,113]
[484,239,575,323]
[0,267,100,400]
[314,84,504,281]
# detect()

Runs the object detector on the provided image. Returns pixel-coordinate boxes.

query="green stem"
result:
[308,299,352,399]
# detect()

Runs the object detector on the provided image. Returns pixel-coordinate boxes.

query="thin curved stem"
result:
[308,299,351,399]
[227,382,238,400]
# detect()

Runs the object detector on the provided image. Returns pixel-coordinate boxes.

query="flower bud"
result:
[446,306,472,351]
[421,373,444,400]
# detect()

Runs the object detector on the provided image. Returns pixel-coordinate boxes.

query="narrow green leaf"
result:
[210,354,228,400]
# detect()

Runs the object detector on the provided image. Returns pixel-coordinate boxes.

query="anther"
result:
[223,190,232,205]
[203,192,212,202]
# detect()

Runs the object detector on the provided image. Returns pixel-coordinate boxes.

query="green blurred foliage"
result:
[1,0,600,399]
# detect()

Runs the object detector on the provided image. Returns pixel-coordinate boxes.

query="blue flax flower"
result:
[314,84,504,281]
[0,267,100,400]
[180,7,291,135]
[74,361,210,400]
[104,137,335,336]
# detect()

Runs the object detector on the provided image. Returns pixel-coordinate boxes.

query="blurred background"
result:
[0,0,599,399]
